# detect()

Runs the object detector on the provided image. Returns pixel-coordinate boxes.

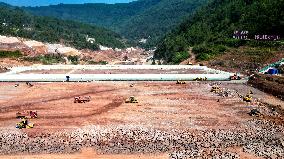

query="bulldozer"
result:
[16,111,38,119]
[74,96,91,103]
[211,86,221,93]
[125,96,138,103]
[16,118,34,129]
[243,94,252,102]
[176,80,186,84]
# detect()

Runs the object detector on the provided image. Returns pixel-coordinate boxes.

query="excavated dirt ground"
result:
[0,81,283,158]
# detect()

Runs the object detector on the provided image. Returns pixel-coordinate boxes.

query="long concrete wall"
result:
[0,65,232,82]
[0,74,231,82]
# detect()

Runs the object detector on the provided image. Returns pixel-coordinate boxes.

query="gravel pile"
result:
[0,119,283,158]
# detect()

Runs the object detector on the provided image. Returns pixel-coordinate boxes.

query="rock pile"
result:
[0,119,283,158]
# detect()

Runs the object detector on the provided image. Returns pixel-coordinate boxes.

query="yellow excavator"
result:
[125,96,138,103]
[16,117,34,129]
[211,86,221,93]
[243,94,252,102]
[193,77,207,81]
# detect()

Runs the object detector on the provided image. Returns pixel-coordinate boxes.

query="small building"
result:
[266,68,279,75]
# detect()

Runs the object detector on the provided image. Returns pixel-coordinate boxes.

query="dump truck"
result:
[16,118,34,129]
[243,94,252,102]
[16,111,38,119]
[176,80,186,84]
[125,96,138,103]
[74,96,91,103]
[211,86,221,93]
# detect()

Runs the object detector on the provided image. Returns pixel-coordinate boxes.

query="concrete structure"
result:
[0,65,232,82]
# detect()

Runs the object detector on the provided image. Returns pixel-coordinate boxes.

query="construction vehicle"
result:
[176,80,186,84]
[16,118,34,129]
[243,94,252,102]
[66,76,70,82]
[74,96,91,103]
[125,96,138,103]
[229,73,241,80]
[193,77,207,81]
[249,90,253,94]
[211,86,221,93]
[248,109,262,117]
[16,111,38,119]
[26,82,33,87]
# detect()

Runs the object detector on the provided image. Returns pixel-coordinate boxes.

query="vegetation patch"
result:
[67,55,79,65]
[87,60,108,65]
[0,5,125,50]
[208,47,284,74]
[0,50,23,58]
[154,0,284,63]
[22,54,65,65]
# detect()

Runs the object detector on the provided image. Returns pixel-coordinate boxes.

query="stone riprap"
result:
[0,119,283,158]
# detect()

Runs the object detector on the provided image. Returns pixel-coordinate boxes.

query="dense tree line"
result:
[154,0,284,63]
[0,5,125,50]
[24,0,207,47]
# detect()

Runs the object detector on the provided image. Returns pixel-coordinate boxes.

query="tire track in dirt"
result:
[0,89,118,112]
[0,97,124,122]
[37,98,124,119]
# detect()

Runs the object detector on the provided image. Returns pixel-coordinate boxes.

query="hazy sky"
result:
[0,0,135,6]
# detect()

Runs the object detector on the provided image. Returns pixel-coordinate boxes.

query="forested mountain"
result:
[154,0,284,63]
[0,5,125,50]
[24,0,208,46]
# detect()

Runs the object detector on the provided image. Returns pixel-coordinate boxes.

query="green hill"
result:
[0,5,125,50]
[24,0,208,46]
[154,0,284,63]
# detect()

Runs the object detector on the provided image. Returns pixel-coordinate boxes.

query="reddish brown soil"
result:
[0,81,282,158]
[0,148,167,159]
[1,81,281,133]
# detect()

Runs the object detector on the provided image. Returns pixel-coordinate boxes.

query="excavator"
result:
[211,86,221,93]
[16,111,38,119]
[248,109,263,117]
[16,117,34,129]
[243,94,252,102]
[125,96,138,103]
[193,77,207,81]
[176,80,186,84]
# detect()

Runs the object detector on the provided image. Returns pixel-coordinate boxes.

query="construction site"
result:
[0,65,283,159]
